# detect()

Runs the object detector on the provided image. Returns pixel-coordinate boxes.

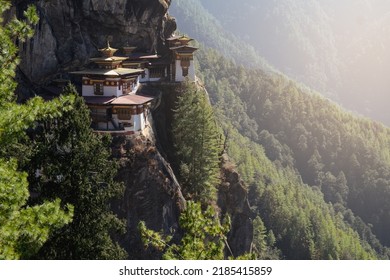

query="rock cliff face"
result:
[111,124,185,259]
[218,155,254,257]
[12,0,175,84]
[110,97,254,259]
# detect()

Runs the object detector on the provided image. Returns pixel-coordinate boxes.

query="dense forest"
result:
[168,1,390,257]
[140,45,390,258]
[195,46,390,258]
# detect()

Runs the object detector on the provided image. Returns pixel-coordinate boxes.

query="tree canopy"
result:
[195,45,388,259]
[0,2,74,260]
[139,201,230,260]
[28,85,127,260]
[172,81,221,204]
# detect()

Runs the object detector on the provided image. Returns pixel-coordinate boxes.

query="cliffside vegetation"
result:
[139,201,231,260]
[172,81,221,204]
[27,85,127,260]
[139,81,235,259]
[170,0,390,258]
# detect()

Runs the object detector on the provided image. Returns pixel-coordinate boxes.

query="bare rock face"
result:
[13,0,174,84]
[218,155,254,257]
[111,132,185,259]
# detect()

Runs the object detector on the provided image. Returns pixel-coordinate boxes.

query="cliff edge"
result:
[12,0,175,84]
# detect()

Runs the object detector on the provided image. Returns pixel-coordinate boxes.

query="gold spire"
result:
[99,41,118,58]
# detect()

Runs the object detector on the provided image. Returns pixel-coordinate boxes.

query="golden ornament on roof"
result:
[99,41,118,57]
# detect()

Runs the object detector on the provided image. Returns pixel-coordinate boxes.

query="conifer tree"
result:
[252,216,280,260]
[0,2,74,259]
[28,85,127,259]
[172,81,221,203]
[139,201,230,260]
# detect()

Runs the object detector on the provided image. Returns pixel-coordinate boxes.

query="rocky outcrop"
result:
[111,126,185,259]
[218,155,254,257]
[12,0,175,84]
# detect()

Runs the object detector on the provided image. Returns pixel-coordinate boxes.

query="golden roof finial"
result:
[99,40,118,58]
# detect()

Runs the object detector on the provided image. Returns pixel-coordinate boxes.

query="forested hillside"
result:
[195,46,390,258]
[142,78,380,260]
[172,0,390,125]
[168,1,390,257]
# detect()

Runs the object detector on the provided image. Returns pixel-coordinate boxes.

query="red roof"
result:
[83,94,153,106]
[111,94,154,105]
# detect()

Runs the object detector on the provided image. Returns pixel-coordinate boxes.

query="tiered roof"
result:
[71,41,144,77]
[168,35,198,54]
[167,35,194,46]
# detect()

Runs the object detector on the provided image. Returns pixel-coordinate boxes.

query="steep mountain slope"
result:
[169,0,271,71]
[199,0,340,97]
[174,0,390,125]
[9,0,256,260]
[196,46,390,257]
[170,0,390,255]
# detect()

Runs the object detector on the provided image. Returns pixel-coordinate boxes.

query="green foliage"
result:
[27,85,127,260]
[172,81,221,203]
[260,177,376,259]
[0,2,38,104]
[0,159,73,260]
[194,22,390,241]
[195,46,385,259]
[139,201,230,260]
[0,4,74,259]
[138,221,172,252]
[251,216,280,259]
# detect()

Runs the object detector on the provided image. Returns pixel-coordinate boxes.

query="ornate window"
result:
[122,82,127,94]
[122,80,133,94]
[94,82,104,95]
[116,108,132,120]
[180,59,190,77]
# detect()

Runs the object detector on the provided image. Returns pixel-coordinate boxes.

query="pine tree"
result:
[252,216,267,256]
[139,201,230,260]
[172,81,221,203]
[28,85,127,259]
[0,3,74,259]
